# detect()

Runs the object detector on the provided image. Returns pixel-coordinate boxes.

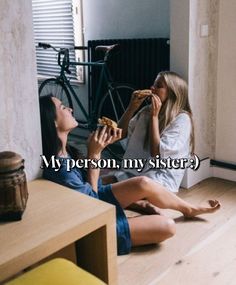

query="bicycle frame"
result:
[39,42,134,130]
[58,57,115,127]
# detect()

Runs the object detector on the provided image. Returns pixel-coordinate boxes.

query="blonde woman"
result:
[110,71,195,193]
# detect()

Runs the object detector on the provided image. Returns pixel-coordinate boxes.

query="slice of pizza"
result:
[98,116,118,129]
[133,89,152,99]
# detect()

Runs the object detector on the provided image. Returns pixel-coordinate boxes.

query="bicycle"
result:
[38,42,135,130]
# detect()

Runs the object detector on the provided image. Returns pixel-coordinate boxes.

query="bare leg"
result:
[128,215,176,246]
[111,176,221,217]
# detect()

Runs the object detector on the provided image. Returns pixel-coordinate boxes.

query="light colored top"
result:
[115,106,191,192]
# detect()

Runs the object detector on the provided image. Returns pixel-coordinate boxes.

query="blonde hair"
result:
[155,71,195,154]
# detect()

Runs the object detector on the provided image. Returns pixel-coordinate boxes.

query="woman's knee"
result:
[163,218,176,238]
[154,217,176,242]
[136,176,152,189]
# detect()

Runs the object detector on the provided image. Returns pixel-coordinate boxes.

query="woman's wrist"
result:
[87,152,101,160]
[150,114,159,120]
[126,105,136,115]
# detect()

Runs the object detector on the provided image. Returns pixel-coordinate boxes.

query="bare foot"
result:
[141,201,166,216]
[184,200,221,218]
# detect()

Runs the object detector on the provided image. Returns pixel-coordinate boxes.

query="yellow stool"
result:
[5,258,106,285]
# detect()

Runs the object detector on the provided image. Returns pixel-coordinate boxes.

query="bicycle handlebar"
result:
[38,43,86,74]
[38,42,88,51]
[37,42,120,74]
[38,42,52,49]
[74,46,88,50]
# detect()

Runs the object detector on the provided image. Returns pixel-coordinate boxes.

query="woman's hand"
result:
[149,95,161,156]
[106,127,123,145]
[127,91,147,112]
[87,126,122,157]
[150,95,162,117]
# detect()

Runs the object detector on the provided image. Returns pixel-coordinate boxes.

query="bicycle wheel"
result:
[39,78,73,109]
[97,84,135,122]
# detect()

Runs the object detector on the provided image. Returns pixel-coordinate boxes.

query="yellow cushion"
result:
[6,258,106,285]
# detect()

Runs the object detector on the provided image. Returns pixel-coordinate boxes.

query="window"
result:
[32,0,84,82]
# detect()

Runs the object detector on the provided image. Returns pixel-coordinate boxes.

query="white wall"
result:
[83,0,170,42]
[0,0,41,180]
[170,0,189,80]
[171,0,235,184]
[215,0,236,164]
[189,0,219,159]
[170,0,219,160]
[170,0,223,187]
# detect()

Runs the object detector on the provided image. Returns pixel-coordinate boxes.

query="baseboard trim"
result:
[212,167,236,182]
[210,159,236,170]
[181,158,236,189]
[181,158,212,189]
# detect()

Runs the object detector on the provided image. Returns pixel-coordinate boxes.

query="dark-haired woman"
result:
[39,95,220,255]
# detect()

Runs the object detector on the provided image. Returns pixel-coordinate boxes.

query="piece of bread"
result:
[134,89,152,99]
[98,116,118,128]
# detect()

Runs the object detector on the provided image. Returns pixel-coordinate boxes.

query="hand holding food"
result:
[97,116,122,145]
[150,95,162,117]
[128,89,153,112]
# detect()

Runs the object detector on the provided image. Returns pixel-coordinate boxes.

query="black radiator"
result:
[87,38,170,114]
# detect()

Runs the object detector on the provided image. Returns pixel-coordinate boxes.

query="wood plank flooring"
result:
[117,178,236,285]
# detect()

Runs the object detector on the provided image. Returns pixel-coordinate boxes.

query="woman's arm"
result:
[86,154,101,193]
[118,92,147,138]
[87,127,108,192]
[87,127,122,191]
[150,116,160,156]
[149,96,162,157]
[118,107,135,139]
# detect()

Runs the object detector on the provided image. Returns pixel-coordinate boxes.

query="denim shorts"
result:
[98,184,131,255]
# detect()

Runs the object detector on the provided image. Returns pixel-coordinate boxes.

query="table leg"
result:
[76,223,117,285]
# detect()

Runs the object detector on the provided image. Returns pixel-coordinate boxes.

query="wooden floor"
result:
[117,177,236,285]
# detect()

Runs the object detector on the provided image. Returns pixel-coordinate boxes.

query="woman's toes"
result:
[208,199,215,207]
[207,200,221,214]
[208,199,220,207]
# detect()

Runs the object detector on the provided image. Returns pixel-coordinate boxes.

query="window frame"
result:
[32,0,85,83]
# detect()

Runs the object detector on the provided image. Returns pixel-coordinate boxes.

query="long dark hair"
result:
[39,94,62,160]
[39,94,83,160]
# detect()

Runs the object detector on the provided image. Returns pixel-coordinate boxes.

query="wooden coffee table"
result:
[0,179,117,284]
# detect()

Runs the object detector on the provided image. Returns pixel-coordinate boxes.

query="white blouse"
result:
[115,106,192,192]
